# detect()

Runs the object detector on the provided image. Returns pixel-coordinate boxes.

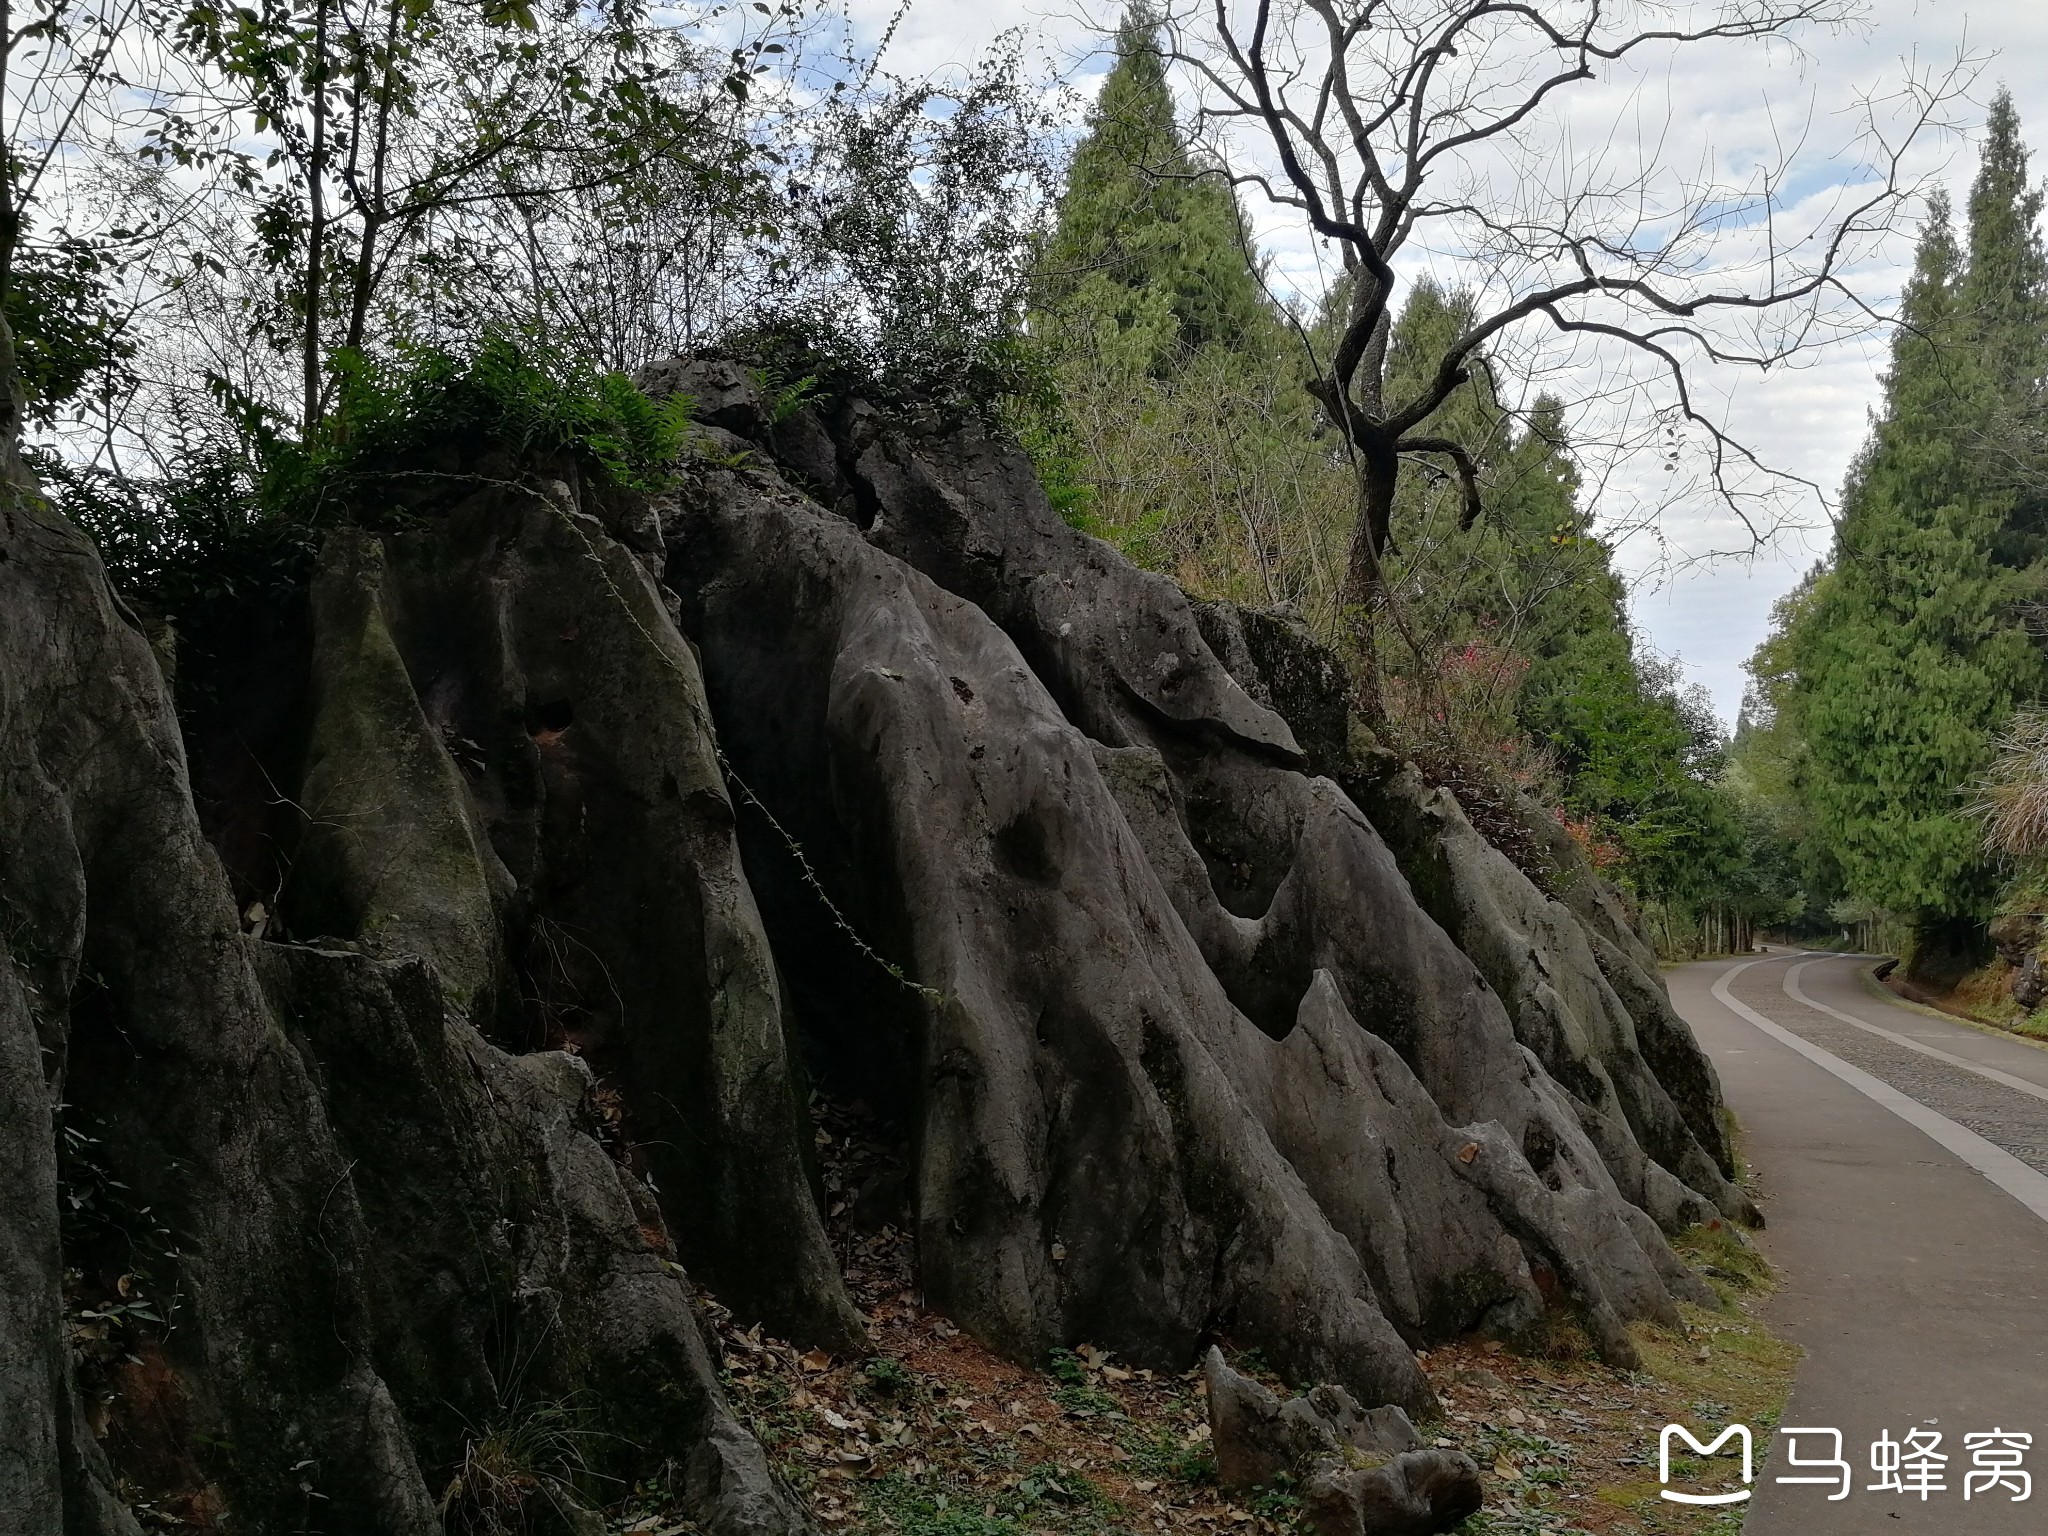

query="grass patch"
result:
[1670,1220,1773,1304]
[1636,1302,1800,1435]
[440,1393,613,1536]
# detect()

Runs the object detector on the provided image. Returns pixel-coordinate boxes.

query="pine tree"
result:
[1959,89,2048,567]
[1035,5,1275,374]
[1789,176,2048,921]
[1022,5,1332,613]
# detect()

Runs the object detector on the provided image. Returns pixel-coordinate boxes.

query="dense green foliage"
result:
[1753,92,2048,934]
[4,0,1058,499]
[4,0,1057,738]
[298,337,693,495]
[4,240,131,428]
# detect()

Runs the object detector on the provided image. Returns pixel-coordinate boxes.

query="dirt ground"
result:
[605,1106,1798,1536]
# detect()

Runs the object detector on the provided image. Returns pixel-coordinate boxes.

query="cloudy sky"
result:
[835,0,2048,726]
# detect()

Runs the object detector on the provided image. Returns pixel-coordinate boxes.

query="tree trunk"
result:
[1338,434,1401,727]
[344,0,403,357]
[303,0,331,436]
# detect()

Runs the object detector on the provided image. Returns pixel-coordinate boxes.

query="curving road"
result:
[1675,950,2048,1531]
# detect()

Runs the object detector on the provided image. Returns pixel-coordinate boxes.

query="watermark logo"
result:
[1654,1423,2034,1504]
[1659,1423,1753,1505]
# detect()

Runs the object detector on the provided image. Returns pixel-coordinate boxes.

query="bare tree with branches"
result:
[1151,0,1972,711]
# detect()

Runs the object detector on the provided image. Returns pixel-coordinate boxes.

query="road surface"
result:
[1675,950,2048,1531]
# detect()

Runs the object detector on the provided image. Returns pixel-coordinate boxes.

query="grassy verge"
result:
[1856,955,2048,1043]
[1422,1215,1796,1536]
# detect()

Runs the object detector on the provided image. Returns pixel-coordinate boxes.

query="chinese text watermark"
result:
[1658,1423,2033,1505]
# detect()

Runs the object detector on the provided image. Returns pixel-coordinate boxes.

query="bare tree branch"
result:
[1139,0,1973,716]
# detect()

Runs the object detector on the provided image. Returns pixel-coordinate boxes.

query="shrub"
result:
[47,336,690,625]
[302,337,692,498]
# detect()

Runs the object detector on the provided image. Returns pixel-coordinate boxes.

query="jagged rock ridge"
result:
[0,355,1752,1532]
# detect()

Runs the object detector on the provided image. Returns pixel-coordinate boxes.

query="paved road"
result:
[1674,951,2048,1532]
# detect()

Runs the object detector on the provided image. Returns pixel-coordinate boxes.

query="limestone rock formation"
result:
[1301,1451,1487,1536]
[663,364,1733,1384]
[1,348,1754,1530]
[1203,1347,1421,1491]
[1202,1350,1477,1535]
[1343,760,1756,1229]
[1,443,809,1530]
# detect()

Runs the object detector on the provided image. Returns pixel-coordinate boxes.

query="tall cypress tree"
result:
[1035,5,1275,373]
[1790,173,2048,921]
[1960,89,2048,568]
[1960,92,2047,389]
[1023,5,1322,610]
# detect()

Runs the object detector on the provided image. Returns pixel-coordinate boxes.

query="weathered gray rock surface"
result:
[1204,1346,1421,1490]
[1302,1450,1487,1536]
[659,368,1733,1390]
[1346,760,1755,1228]
[1203,1349,1477,1534]
[0,437,808,1528]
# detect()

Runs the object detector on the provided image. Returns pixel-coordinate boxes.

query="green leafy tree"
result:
[0,3,169,435]
[1734,568,1849,927]
[162,0,749,436]
[1374,284,1616,712]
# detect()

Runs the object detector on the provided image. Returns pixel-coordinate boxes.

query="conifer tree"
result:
[1959,90,2048,568]
[1035,5,1273,374]
[1790,174,2048,921]
[1368,281,1743,898]
[1024,5,1332,614]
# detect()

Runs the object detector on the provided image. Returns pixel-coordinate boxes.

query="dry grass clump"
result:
[441,1394,608,1536]
[1971,707,2048,859]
